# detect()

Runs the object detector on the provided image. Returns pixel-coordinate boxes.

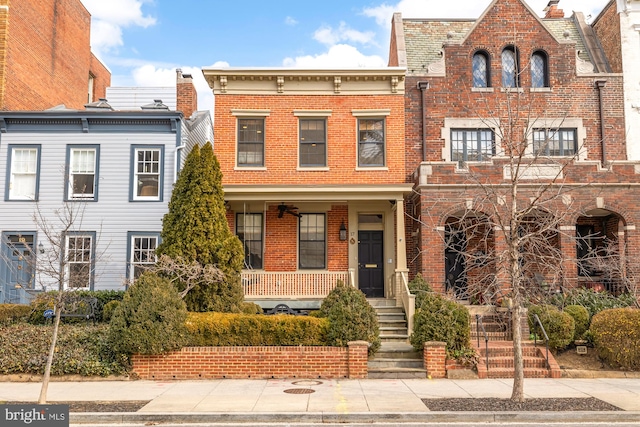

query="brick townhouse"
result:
[390,0,640,301]
[0,0,109,111]
[202,68,412,312]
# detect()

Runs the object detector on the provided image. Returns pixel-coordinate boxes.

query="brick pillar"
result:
[176,68,198,118]
[423,341,446,379]
[559,225,578,290]
[347,341,369,379]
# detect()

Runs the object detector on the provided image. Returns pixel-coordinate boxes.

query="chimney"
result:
[176,68,198,119]
[544,0,564,18]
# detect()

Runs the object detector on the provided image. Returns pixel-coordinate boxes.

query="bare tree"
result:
[409,86,600,401]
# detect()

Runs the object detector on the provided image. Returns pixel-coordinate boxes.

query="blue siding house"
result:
[0,103,206,303]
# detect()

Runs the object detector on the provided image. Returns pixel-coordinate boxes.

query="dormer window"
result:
[472,51,490,88]
[531,51,549,88]
[501,46,519,88]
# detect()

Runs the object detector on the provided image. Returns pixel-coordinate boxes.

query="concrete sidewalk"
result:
[2,378,640,424]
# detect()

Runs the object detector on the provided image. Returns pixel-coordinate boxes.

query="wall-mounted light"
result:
[38,242,44,254]
[339,221,347,241]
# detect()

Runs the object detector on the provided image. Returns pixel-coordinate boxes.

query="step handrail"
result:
[475,314,489,372]
[532,313,550,369]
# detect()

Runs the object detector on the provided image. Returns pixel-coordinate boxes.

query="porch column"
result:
[395,198,408,271]
[559,225,577,290]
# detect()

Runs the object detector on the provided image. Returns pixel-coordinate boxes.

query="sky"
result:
[79,0,609,112]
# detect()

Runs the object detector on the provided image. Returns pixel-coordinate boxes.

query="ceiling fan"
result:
[277,203,302,218]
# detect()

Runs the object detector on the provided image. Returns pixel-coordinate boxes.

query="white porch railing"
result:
[241,271,350,298]
[398,270,415,336]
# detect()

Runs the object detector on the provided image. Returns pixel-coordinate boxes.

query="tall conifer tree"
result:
[157,142,244,312]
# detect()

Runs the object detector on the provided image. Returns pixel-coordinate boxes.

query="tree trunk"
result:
[510,302,524,402]
[38,308,61,404]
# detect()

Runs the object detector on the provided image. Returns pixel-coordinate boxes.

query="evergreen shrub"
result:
[563,304,590,341]
[0,304,31,324]
[317,281,380,355]
[528,304,575,350]
[186,312,329,346]
[108,273,188,355]
[590,308,640,370]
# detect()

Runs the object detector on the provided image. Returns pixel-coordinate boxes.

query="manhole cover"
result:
[292,380,323,386]
[283,388,315,394]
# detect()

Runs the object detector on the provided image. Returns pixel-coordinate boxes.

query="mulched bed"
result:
[2,401,150,412]
[423,397,623,411]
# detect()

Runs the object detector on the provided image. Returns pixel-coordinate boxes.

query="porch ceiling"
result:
[223,184,414,202]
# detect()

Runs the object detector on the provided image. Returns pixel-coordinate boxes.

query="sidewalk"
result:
[2,377,640,424]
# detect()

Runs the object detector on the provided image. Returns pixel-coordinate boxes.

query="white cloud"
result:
[81,0,156,55]
[283,44,386,68]
[313,22,377,46]
[285,16,298,26]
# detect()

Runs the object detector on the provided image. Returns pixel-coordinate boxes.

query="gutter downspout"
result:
[174,144,186,183]
[595,80,607,165]
[417,81,430,162]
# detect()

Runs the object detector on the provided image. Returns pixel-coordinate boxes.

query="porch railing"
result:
[398,270,415,336]
[241,271,349,298]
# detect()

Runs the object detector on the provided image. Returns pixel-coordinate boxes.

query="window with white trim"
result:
[299,213,326,269]
[299,119,327,167]
[358,118,385,167]
[532,128,577,156]
[8,146,40,200]
[133,147,161,200]
[237,118,265,167]
[66,234,93,289]
[68,147,97,200]
[129,234,158,280]
[237,213,263,269]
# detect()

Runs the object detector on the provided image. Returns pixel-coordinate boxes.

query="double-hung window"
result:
[7,145,40,201]
[299,214,326,269]
[299,119,327,167]
[132,146,162,200]
[66,233,94,289]
[128,233,158,280]
[451,129,495,166]
[237,213,263,269]
[532,128,576,156]
[358,118,385,167]
[67,146,98,200]
[237,118,264,167]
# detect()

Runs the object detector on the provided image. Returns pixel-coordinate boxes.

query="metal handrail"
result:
[475,314,489,372]
[532,313,550,369]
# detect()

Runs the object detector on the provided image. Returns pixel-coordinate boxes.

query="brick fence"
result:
[131,341,369,380]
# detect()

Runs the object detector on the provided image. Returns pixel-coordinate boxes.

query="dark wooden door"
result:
[445,229,467,299]
[358,230,384,298]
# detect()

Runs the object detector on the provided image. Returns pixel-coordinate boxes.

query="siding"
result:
[0,129,178,291]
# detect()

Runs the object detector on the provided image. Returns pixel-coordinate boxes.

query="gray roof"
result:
[402,17,591,76]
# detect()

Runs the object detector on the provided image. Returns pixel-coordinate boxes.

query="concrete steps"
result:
[367,300,425,379]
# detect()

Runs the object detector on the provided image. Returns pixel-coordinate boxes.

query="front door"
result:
[2,234,35,304]
[444,228,467,299]
[358,230,384,298]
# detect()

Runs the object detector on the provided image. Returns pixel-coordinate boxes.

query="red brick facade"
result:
[132,342,369,380]
[0,0,110,111]
[593,1,622,73]
[393,0,635,298]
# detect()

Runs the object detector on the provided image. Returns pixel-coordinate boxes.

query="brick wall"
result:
[423,341,446,379]
[593,1,622,73]
[1,0,110,110]
[89,53,110,103]
[131,341,369,380]
[214,94,405,186]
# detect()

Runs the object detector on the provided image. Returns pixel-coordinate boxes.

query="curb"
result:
[70,410,640,424]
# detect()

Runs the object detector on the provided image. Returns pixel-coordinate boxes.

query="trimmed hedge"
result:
[0,323,129,376]
[186,312,329,346]
[0,304,31,324]
[410,292,471,356]
[590,308,640,370]
[318,281,380,355]
[408,273,434,309]
[528,304,575,350]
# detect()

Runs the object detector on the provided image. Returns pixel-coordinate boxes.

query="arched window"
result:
[472,51,490,88]
[501,46,519,88]
[531,51,548,88]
